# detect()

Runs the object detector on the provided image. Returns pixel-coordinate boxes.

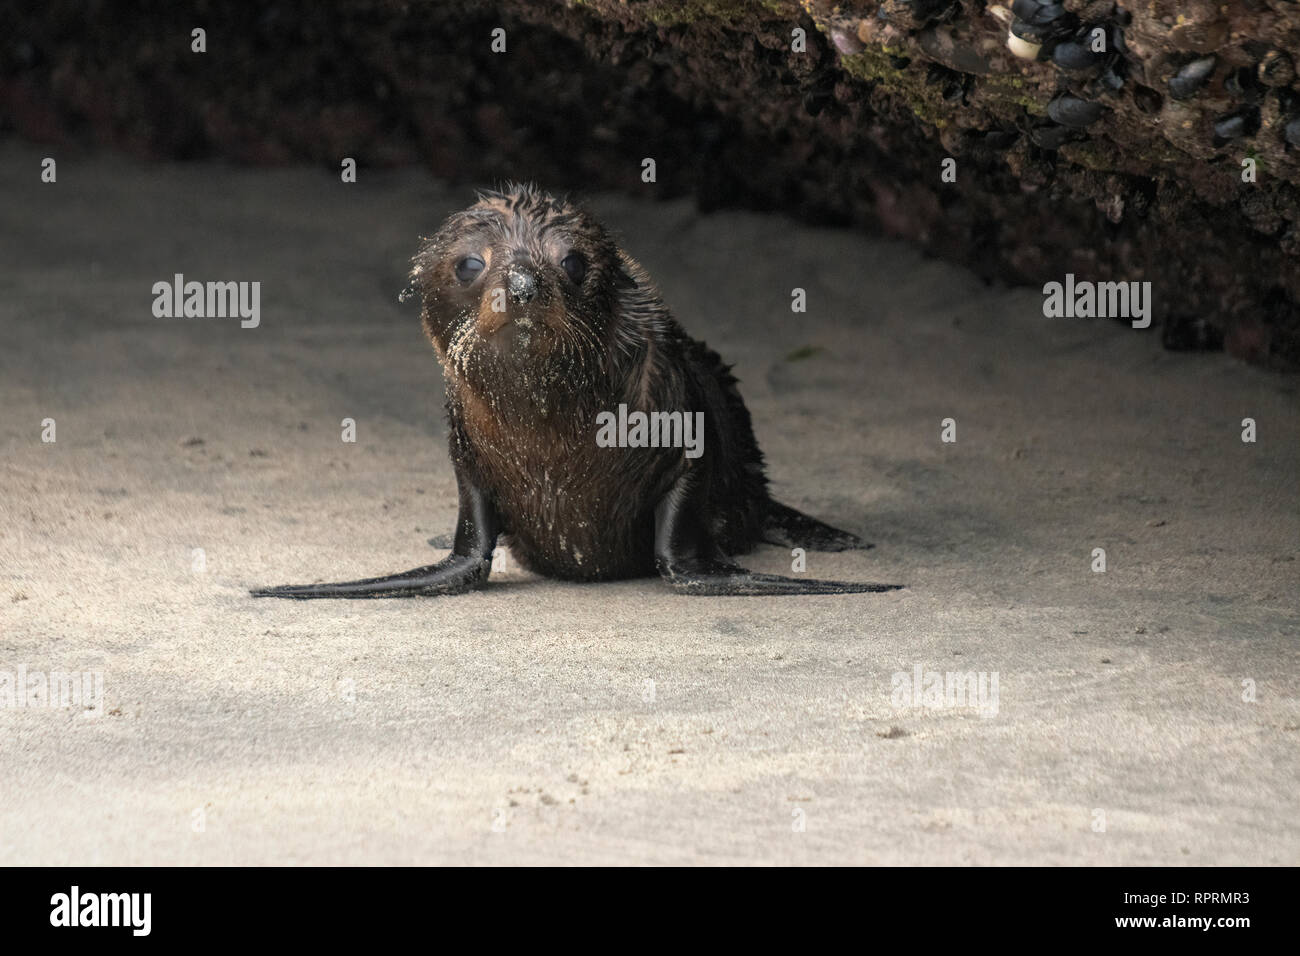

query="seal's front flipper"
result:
[654,473,902,597]
[251,553,489,599]
[762,500,870,552]
[251,463,500,600]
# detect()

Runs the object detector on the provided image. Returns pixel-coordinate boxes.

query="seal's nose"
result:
[507,267,537,304]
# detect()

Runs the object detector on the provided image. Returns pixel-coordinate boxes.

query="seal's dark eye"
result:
[561,252,587,284]
[454,255,485,283]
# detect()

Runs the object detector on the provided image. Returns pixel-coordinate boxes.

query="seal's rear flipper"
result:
[657,557,902,596]
[251,553,490,599]
[655,475,901,597]
[762,500,871,552]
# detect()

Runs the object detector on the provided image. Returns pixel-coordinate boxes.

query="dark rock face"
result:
[5,0,1298,369]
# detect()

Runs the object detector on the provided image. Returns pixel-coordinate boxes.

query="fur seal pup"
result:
[252,185,900,598]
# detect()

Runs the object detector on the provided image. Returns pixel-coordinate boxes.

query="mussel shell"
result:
[1052,41,1100,72]
[1168,56,1216,101]
[1286,116,1300,147]
[1009,18,1052,41]
[1048,95,1104,127]
[1011,0,1067,26]
[1206,115,1237,139]
[1006,32,1043,60]
[1132,85,1163,115]
[1213,108,1261,140]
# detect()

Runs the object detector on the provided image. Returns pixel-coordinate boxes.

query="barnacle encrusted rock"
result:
[6,0,1298,367]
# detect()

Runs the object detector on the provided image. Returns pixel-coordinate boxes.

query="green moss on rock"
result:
[839,49,950,128]
[641,0,798,27]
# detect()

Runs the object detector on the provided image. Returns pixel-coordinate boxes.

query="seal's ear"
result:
[614,266,638,291]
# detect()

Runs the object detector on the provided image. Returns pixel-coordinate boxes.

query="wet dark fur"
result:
[416,185,770,581]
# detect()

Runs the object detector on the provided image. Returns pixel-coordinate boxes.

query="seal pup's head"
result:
[409,184,642,407]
